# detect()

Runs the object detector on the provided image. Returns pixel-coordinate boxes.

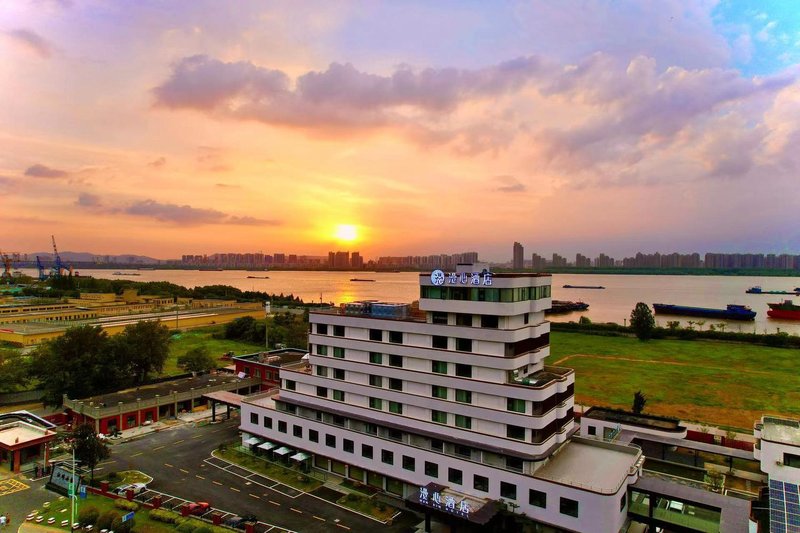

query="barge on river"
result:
[653,303,756,321]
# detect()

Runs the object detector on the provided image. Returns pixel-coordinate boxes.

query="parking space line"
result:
[230,487,241,492]
[249,493,260,499]
[153,445,166,451]
[173,439,185,445]
[336,525,351,531]
[164,463,174,468]
[269,500,281,506]
[192,434,203,439]
[131,452,143,457]
[290,508,302,514]
[195,475,205,480]
[312,516,325,522]
[179,468,189,474]
[213,481,223,486]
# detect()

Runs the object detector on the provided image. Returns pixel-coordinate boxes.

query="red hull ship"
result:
[767,300,800,320]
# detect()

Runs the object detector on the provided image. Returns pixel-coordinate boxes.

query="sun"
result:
[334,224,359,242]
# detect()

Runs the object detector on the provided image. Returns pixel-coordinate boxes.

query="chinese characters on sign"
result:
[419,486,471,518]
[430,269,492,287]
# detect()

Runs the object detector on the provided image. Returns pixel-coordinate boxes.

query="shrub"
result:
[177,521,197,533]
[195,527,213,533]
[97,511,121,530]
[78,506,100,525]
[106,471,120,482]
[149,509,181,524]
[111,515,134,533]
[114,499,139,511]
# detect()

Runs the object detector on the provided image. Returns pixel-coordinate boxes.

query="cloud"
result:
[75,193,102,207]
[756,21,777,43]
[5,29,55,59]
[147,157,166,168]
[494,175,527,193]
[24,164,68,178]
[123,199,278,226]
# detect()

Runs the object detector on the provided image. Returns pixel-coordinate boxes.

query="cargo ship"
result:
[350,278,376,282]
[653,303,756,321]
[562,285,605,289]
[546,300,589,314]
[767,300,800,320]
[745,286,800,295]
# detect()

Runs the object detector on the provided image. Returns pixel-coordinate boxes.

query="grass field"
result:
[547,331,800,429]
[163,327,263,375]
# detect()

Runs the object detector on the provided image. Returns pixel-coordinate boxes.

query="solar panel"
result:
[769,479,800,533]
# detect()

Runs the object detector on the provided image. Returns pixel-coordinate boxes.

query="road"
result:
[97,418,418,532]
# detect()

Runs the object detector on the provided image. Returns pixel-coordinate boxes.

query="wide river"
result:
[21,268,800,335]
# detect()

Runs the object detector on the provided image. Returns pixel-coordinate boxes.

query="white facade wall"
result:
[758,439,800,483]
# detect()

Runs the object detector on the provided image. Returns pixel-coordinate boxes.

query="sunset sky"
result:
[1,1,799,261]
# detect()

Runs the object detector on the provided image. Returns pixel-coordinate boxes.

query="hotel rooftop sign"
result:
[431,269,493,286]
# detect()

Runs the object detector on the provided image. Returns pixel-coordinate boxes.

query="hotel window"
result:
[501,482,517,500]
[431,312,448,325]
[425,461,438,478]
[293,425,302,438]
[333,347,345,358]
[506,456,523,472]
[369,329,382,341]
[454,445,471,458]
[317,345,328,356]
[560,497,579,518]
[369,375,383,387]
[431,439,444,452]
[388,378,403,391]
[333,368,345,380]
[263,417,272,429]
[402,455,415,471]
[480,315,499,328]
[455,389,472,404]
[278,421,287,433]
[285,380,296,391]
[448,468,462,485]
[529,489,546,508]
[316,366,328,377]
[523,314,529,325]
[455,338,472,352]
[389,401,403,414]
[326,434,336,448]
[784,453,800,468]
[432,360,448,374]
[362,444,373,459]
[316,387,328,398]
[507,398,526,413]
[455,415,472,429]
[431,410,447,424]
[381,450,394,465]
[332,415,345,427]
[369,352,383,364]
[250,413,258,424]
[388,429,403,441]
[432,335,448,349]
[343,439,354,453]
[455,364,472,378]
[431,385,447,399]
[389,355,403,367]
[388,331,403,344]
[473,475,489,492]
[365,423,378,435]
[333,325,345,337]
[317,323,328,335]
[588,425,596,436]
[332,390,345,402]
[620,493,627,511]
[507,425,526,440]
[455,313,472,326]
[369,397,383,410]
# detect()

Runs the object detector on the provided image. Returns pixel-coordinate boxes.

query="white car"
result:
[115,482,147,495]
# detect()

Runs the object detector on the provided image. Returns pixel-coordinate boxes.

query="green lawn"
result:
[215,446,323,491]
[547,332,800,429]
[163,327,263,375]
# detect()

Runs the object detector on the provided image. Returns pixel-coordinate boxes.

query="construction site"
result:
[0,237,264,346]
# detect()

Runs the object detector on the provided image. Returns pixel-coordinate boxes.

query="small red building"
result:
[0,413,57,473]
[233,348,309,391]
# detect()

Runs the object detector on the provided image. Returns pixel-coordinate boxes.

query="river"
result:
[18,268,800,335]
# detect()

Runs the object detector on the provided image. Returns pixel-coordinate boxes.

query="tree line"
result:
[220,312,309,350]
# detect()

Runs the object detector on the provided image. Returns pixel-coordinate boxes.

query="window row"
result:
[420,285,551,302]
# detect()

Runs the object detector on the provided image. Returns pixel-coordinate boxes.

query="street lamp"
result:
[264,301,271,350]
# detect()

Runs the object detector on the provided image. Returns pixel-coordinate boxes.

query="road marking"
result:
[195,475,205,480]
[179,468,189,474]
[213,481,223,486]
[192,434,203,439]
[0,479,28,496]
[249,493,260,499]
[173,439,185,444]
[164,463,174,468]
[269,500,281,506]
[230,487,241,492]
[131,452,143,457]
[313,516,325,522]
[336,525,351,530]
[153,445,166,451]
[290,507,302,514]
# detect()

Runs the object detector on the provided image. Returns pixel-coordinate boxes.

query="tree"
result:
[666,321,680,332]
[177,347,216,373]
[632,390,647,414]
[113,321,171,383]
[629,303,656,340]
[73,423,110,484]
[0,349,31,393]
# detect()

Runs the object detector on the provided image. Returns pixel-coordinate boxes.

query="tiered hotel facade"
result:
[241,264,644,531]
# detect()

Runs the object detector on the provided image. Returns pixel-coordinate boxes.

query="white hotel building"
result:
[240,264,644,532]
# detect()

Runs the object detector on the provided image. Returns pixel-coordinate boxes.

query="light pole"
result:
[264,301,271,350]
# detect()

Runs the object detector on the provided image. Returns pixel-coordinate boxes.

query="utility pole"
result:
[264,301,271,350]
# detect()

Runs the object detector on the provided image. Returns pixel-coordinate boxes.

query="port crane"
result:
[36,256,47,281]
[0,249,13,283]
[51,235,64,277]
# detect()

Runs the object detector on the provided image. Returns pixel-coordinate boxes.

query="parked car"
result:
[186,502,211,515]
[224,514,257,529]
[115,482,147,495]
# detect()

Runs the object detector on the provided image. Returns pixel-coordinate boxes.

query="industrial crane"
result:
[51,235,64,277]
[36,256,47,281]
[0,249,12,283]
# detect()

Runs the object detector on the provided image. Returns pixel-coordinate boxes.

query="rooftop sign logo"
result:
[419,486,471,518]
[431,269,492,286]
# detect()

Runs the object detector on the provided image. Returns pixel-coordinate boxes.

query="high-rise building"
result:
[351,252,364,269]
[575,254,591,268]
[531,253,547,271]
[241,263,643,531]
[513,242,525,270]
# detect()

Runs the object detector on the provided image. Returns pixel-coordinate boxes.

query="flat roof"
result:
[74,373,246,406]
[534,438,640,494]
[762,416,800,446]
[584,406,683,431]
[0,422,53,447]
[203,391,244,407]
[233,349,308,367]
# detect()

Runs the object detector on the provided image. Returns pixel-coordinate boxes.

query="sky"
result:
[1,1,799,262]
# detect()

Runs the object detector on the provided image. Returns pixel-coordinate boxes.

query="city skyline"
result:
[2,2,800,260]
